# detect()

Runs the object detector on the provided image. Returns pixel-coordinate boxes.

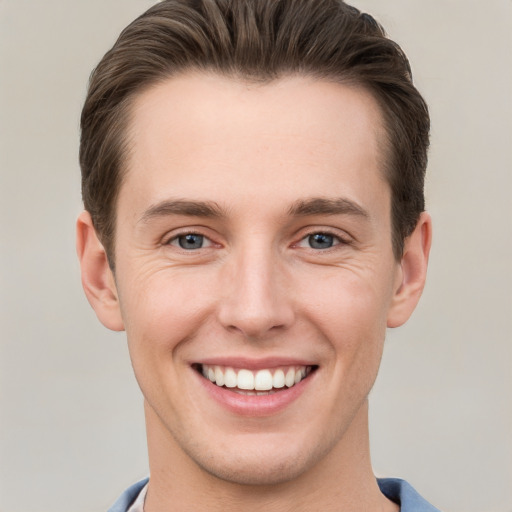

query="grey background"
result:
[1,1,511,511]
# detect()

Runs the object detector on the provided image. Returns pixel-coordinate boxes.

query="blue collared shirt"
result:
[108,476,441,511]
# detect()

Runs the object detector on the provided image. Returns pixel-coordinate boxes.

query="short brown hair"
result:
[80,0,429,267]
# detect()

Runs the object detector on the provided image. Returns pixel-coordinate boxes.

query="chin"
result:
[196,451,311,486]
[181,431,332,487]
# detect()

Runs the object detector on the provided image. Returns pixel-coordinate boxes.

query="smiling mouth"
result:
[194,364,317,395]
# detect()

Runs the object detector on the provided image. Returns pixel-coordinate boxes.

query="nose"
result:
[217,246,295,340]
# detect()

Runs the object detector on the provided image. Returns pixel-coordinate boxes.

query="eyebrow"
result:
[138,196,369,224]
[138,199,225,223]
[287,197,369,218]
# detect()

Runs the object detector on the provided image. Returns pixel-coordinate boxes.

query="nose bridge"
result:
[218,237,293,339]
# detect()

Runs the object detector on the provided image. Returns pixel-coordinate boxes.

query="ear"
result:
[76,211,124,331]
[387,212,432,328]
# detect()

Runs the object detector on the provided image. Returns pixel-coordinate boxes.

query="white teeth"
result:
[254,369,273,391]
[285,368,295,387]
[224,367,237,388]
[237,369,254,390]
[273,369,285,388]
[200,364,312,391]
[214,366,224,387]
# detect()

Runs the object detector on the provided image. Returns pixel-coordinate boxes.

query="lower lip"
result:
[194,369,316,417]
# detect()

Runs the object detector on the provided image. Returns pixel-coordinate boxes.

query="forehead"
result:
[122,72,389,216]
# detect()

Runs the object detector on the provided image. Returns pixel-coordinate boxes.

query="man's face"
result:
[112,73,403,484]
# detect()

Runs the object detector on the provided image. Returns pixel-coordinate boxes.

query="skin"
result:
[77,73,431,511]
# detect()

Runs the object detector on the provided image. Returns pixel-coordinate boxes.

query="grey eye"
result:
[177,234,204,249]
[308,233,335,249]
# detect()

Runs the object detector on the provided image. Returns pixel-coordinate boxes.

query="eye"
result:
[308,233,336,249]
[297,232,342,250]
[168,233,213,250]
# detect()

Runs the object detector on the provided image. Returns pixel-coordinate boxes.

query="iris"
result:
[308,233,335,249]
[178,233,204,249]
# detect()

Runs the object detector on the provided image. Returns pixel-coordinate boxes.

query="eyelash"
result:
[295,230,350,251]
[165,231,215,250]
[164,229,350,252]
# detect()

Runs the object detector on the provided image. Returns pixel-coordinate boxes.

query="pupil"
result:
[179,234,203,249]
[309,233,333,249]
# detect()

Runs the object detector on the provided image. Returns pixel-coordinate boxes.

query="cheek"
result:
[119,271,219,413]
[295,268,391,373]
[119,268,219,357]
[296,265,392,330]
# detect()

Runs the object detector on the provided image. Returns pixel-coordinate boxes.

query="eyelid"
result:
[293,228,352,249]
[163,228,218,249]
[168,235,214,249]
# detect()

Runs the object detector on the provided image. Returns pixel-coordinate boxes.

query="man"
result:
[77,0,438,510]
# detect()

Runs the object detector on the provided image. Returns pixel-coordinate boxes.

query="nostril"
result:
[217,278,295,339]
[222,319,290,341]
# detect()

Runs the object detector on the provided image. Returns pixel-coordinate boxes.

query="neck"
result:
[143,399,397,512]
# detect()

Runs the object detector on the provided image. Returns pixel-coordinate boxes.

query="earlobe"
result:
[387,212,432,328]
[76,211,125,331]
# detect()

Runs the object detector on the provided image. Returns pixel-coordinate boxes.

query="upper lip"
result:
[191,356,317,371]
